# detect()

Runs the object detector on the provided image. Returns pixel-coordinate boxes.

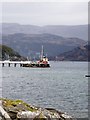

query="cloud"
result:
[1,2,88,25]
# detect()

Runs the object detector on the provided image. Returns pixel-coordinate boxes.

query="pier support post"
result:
[8,63,10,67]
[20,63,22,67]
[14,63,16,67]
[2,63,4,67]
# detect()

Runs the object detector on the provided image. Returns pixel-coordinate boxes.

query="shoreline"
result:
[0,98,76,120]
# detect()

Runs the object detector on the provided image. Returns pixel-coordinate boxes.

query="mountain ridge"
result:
[0,23,88,40]
[0,23,88,61]
[2,33,86,58]
[53,44,89,61]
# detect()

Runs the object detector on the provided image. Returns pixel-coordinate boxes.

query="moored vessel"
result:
[22,46,50,68]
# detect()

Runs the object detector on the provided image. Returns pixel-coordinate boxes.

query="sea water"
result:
[0,61,88,118]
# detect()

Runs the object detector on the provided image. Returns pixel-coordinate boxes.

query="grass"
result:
[0,98,37,112]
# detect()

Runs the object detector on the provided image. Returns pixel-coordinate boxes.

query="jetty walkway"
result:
[0,61,31,67]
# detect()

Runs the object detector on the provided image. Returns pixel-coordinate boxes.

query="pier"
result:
[0,61,31,67]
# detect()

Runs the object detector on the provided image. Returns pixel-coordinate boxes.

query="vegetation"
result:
[0,44,26,61]
[0,98,36,112]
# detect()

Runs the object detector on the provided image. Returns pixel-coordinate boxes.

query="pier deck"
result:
[0,61,31,67]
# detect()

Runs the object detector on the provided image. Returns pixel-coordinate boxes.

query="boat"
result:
[85,75,90,77]
[22,46,50,68]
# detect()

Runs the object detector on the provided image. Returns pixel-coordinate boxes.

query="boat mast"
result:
[41,45,44,60]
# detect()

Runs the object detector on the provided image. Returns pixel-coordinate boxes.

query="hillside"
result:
[2,33,86,58]
[0,44,26,61]
[0,23,87,60]
[54,45,89,61]
[0,23,88,40]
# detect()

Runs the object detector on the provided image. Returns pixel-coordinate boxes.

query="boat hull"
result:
[21,63,50,68]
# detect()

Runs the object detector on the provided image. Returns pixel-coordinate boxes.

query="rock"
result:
[17,111,41,119]
[0,98,76,120]
[0,99,11,120]
[0,106,11,120]
[0,113,3,120]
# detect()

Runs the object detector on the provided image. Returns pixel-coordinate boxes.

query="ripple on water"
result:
[2,61,88,118]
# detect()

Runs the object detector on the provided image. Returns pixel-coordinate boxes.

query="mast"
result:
[41,45,44,60]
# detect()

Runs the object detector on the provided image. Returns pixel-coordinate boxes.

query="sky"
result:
[0,0,89,26]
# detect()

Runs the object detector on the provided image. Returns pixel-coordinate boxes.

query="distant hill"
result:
[54,45,89,61]
[0,44,26,61]
[2,33,86,58]
[0,23,88,40]
[0,23,88,61]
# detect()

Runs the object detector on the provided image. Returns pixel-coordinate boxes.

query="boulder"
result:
[0,98,76,120]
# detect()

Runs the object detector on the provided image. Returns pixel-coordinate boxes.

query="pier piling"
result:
[8,63,10,67]
[14,63,16,67]
[2,63,4,67]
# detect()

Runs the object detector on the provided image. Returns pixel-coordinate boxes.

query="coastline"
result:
[0,98,76,120]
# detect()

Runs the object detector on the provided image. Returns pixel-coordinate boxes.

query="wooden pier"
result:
[0,61,31,67]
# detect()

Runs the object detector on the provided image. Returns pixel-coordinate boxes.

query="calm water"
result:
[0,61,88,118]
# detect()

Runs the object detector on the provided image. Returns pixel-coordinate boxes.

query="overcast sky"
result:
[0,2,88,26]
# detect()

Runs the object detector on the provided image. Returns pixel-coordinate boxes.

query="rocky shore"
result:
[0,98,76,120]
